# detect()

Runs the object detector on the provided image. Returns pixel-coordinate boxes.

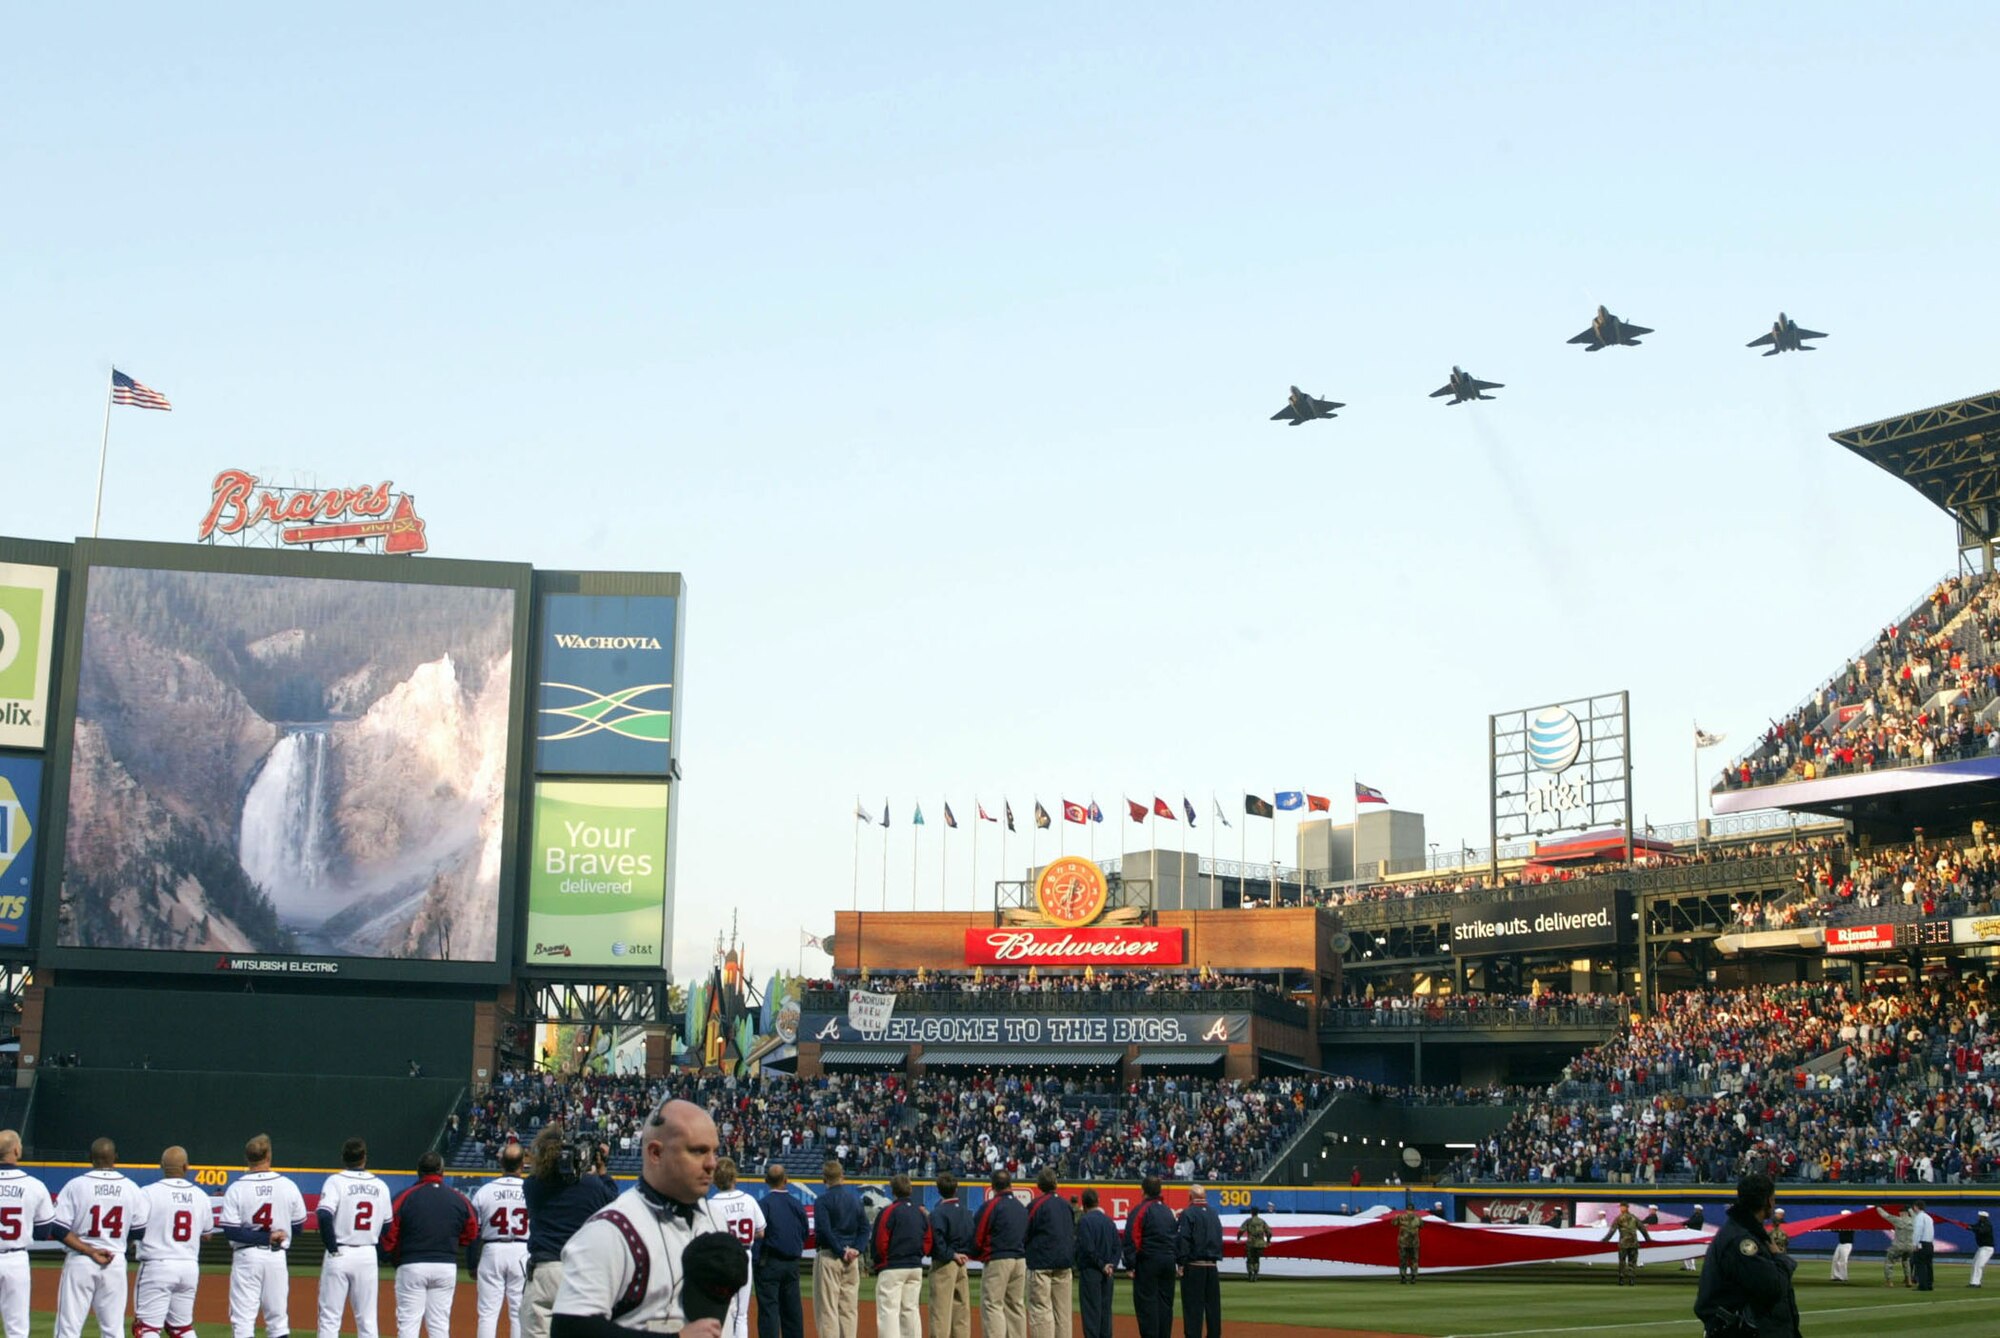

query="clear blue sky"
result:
[5,6,1996,980]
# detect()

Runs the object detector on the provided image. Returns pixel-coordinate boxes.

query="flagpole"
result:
[1210,792,1218,908]
[92,367,116,539]
[1179,796,1188,911]
[1000,807,1008,910]
[1089,797,1096,862]
[1269,797,1277,905]
[912,809,919,911]
[852,801,861,911]
[941,800,948,910]
[1692,723,1702,856]
[880,807,889,911]
[973,800,980,911]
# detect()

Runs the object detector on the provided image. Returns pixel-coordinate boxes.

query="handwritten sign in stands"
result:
[847,988,897,1035]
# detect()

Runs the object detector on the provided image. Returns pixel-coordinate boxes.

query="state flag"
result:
[881,799,891,827]
[1005,801,1016,832]
[1695,726,1727,749]
[1127,798,1148,823]
[1034,801,1052,830]
[1152,797,1175,820]
[943,803,958,829]
[913,803,926,826]
[979,801,998,823]
[854,801,874,824]
[1182,797,1197,826]
[1088,801,1103,823]
[1306,794,1333,813]
[1245,794,1275,819]
[1276,792,1305,811]
[1213,799,1233,829]
[1355,782,1388,806]
[1062,800,1088,825]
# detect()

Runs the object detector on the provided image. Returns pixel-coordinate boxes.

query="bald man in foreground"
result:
[135,1147,219,1338]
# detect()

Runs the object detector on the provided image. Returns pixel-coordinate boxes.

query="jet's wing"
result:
[1623,325,1653,339]
[1567,329,1602,346]
[1270,406,1299,422]
[1746,332,1776,348]
[1312,398,1344,415]
[1472,379,1503,391]
[1429,384,1454,398]
[1796,328,1828,341]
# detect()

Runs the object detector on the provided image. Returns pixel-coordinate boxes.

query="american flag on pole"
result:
[111,369,172,411]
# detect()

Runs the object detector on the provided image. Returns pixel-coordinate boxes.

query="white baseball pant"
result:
[476,1243,529,1338]
[1972,1245,1993,1286]
[395,1262,458,1338]
[0,1251,31,1338]
[54,1253,127,1338]
[134,1259,200,1335]
[231,1247,293,1337]
[1831,1242,1852,1281]
[318,1246,381,1338]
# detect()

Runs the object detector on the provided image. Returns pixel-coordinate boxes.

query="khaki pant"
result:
[929,1261,971,1338]
[981,1259,1027,1338]
[812,1254,859,1338]
[523,1263,563,1338]
[1027,1269,1071,1338]
[874,1268,923,1338]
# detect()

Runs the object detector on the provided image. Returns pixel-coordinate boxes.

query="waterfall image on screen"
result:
[58,566,517,962]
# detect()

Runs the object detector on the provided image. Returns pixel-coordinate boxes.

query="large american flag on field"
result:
[111,369,171,410]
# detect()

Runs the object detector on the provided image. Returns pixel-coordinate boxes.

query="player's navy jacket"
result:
[974,1193,1028,1261]
[812,1185,866,1255]
[1175,1202,1223,1264]
[382,1174,478,1265]
[930,1197,975,1267]
[1076,1208,1120,1273]
[759,1189,810,1262]
[870,1198,932,1272]
[1024,1193,1075,1271]
[524,1173,618,1265]
[1121,1199,1177,1268]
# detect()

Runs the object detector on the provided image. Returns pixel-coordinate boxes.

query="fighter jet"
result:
[1747,312,1827,355]
[1270,385,1344,426]
[1430,366,1503,404]
[1567,305,1652,351]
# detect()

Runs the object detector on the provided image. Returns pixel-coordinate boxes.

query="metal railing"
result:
[800,987,1308,1025]
[1318,1005,1624,1031]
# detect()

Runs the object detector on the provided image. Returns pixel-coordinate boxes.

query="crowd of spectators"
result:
[1448,975,2000,1185]
[449,1068,1330,1183]
[795,969,1289,999]
[1722,573,2000,792]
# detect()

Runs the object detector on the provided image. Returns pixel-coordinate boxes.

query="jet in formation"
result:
[1568,305,1652,351]
[1271,385,1344,426]
[1747,312,1828,355]
[1430,366,1503,404]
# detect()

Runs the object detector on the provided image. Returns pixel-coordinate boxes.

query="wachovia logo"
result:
[551,635,663,650]
[538,682,672,744]
[1527,706,1583,773]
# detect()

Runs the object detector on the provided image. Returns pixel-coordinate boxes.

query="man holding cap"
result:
[550,1099,745,1338]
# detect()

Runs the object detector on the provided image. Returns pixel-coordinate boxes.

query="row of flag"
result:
[853,783,1389,830]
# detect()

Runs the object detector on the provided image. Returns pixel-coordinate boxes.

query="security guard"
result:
[1074,1190,1119,1338]
[1600,1202,1652,1286]
[1174,1186,1223,1338]
[1237,1206,1272,1281]
[754,1166,808,1338]
[1693,1174,1800,1338]
[1391,1201,1424,1286]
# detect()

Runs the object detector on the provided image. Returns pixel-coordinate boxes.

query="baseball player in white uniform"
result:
[705,1158,764,1338]
[471,1145,531,1338]
[318,1138,394,1338]
[53,1138,149,1338]
[220,1134,308,1338]
[0,1130,56,1338]
[134,1147,217,1338]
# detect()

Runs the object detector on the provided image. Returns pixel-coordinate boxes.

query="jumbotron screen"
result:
[51,549,528,976]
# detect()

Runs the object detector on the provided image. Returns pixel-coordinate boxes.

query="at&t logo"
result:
[1527,707,1583,773]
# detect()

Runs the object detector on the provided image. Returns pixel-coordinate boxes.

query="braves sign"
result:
[807,1011,1248,1046]
[964,927,1185,966]
[197,469,429,555]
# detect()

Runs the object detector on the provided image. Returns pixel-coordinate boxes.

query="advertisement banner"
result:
[1824,923,1896,954]
[1449,889,1629,956]
[0,755,39,946]
[806,1011,1248,1046]
[1462,1198,1572,1226]
[964,926,1186,966]
[0,563,59,750]
[847,989,896,1032]
[535,594,676,776]
[525,781,668,967]
[1951,915,2000,947]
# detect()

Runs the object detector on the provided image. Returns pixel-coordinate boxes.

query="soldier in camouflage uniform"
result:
[1236,1207,1272,1281]
[1768,1208,1789,1256]
[1886,1206,1917,1287]
[1392,1202,1425,1286]
[1600,1201,1652,1285]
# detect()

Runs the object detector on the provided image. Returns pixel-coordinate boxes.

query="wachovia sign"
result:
[963,927,1185,966]
[198,469,430,555]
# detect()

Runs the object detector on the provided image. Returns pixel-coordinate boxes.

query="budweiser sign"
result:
[198,468,429,555]
[1824,923,1895,954]
[964,927,1185,966]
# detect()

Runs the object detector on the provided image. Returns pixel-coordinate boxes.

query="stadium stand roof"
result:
[1829,389,2000,545]
[817,1045,909,1068]
[919,1045,1126,1067]
[1132,1046,1227,1067]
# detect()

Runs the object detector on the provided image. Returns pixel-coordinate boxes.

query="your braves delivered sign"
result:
[964,927,1185,966]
